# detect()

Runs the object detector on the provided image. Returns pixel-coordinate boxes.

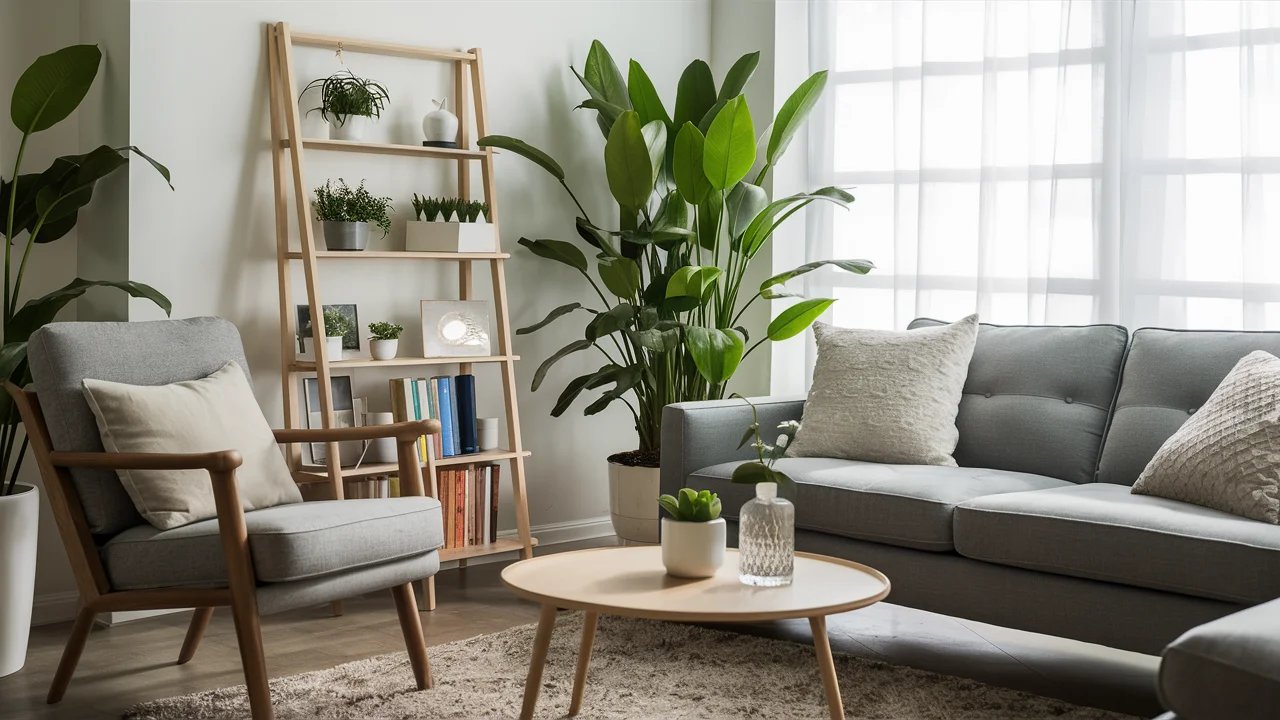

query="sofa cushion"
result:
[1097,328,1280,486]
[1159,597,1280,720]
[908,319,1127,484]
[954,483,1280,604]
[690,458,1071,552]
[101,497,444,590]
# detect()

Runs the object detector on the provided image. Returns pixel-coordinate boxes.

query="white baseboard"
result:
[30,516,616,625]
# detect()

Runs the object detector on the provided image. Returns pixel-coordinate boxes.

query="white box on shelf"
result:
[406,220,497,253]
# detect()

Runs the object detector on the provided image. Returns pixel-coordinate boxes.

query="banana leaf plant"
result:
[0,45,173,495]
[479,42,872,459]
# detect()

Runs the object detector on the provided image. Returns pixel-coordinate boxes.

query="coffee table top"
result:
[501,547,890,622]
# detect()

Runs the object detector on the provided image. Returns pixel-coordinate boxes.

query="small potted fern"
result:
[405,194,495,252]
[657,488,725,578]
[302,69,389,141]
[313,179,392,251]
[368,321,403,360]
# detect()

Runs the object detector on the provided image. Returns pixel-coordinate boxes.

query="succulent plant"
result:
[412,195,488,222]
[658,487,722,522]
[368,321,403,341]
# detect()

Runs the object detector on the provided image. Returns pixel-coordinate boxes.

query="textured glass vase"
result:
[738,482,795,586]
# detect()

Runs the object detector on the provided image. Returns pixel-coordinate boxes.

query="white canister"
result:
[364,412,397,464]
[477,417,500,450]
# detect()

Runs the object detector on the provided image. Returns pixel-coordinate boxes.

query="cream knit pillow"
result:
[1132,350,1280,524]
[788,315,979,466]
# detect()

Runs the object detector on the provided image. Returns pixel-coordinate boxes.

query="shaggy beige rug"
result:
[126,613,1135,719]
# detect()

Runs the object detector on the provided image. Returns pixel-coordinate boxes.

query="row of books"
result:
[437,464,500,548]
[343,476,391,499]
[389,375,479,458]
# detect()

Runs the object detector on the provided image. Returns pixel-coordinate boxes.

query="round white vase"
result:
[1,483,39,677]
[328,114,368,141]
[370,338,399,360]
[660,517,726,578]
[607,461,660,543]
[422,99,459,146]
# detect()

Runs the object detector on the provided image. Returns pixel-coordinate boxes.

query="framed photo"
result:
[301,375,364,465]
[297,303,360,350]
[421,300,492,357]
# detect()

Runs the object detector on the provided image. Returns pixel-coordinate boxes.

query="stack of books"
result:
[436,464,500,549]
[389,374,480,459]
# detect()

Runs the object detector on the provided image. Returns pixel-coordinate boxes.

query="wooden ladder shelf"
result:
[265,22,536,611]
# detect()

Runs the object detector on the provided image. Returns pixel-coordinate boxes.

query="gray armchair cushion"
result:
[28,318,253,535]
[908,319,1127,484]
[101,497,444,590]
[690,458,1070,552]
[1097,328,1280,486]
[954,483,1280,604]
[1159,597,1280,720]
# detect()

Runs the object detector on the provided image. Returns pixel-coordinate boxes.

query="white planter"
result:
[406,220,496,253]
[325,336,344,360]
[661,517,726,578]
[328,114,369,141]
[608,461,660,544]
[369,338,399,360]
[1,483,38,677]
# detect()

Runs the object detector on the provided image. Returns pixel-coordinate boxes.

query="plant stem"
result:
[10,209,48,317]
[560,181,591,225]
[5,435,28,497]
[5,133,31,335]
[742,336,767,359]
[753,162,771,188]
[731,290,759,327]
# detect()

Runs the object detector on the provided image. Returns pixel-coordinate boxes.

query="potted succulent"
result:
[657,488,725,578]
[313,179,392,251]
[480,42,872,543]
[302,69,389,141]
[368,321,403,360]
[406,194,495,253]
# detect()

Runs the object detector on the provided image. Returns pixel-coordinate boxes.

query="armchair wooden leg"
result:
[178,607,215,665]
[391,582,433,690]
[47,606,95,704]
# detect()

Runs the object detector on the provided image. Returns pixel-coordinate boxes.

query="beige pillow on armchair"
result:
[82,362,302,529]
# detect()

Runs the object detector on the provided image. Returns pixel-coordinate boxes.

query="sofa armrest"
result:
[660,395,805,500]
[1158,597,1280,720]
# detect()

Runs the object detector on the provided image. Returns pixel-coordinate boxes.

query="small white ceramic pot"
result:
[325,336,344,360]
[370,338,399,360]
[660,517,726,578]
[1,483,38,677]
[477,417,500,450]
[328,114,368,141]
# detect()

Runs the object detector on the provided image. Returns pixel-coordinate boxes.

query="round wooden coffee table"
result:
[501,546,891,720]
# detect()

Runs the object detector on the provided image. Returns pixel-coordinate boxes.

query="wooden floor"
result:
[1,537,1163,719]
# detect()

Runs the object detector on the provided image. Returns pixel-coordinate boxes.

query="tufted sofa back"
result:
[908,319,1128,484]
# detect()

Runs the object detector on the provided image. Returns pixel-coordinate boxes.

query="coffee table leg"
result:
[568,611,598,716]
[520,604,558,720]
[809,615,844,720]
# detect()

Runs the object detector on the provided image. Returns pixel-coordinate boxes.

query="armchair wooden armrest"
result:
[272,419,440,444]
[48,449,245,473]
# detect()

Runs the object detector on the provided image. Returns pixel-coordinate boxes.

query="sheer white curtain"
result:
[798,0,1280,336]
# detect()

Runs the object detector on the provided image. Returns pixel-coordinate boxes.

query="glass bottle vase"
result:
[738,482,795,586]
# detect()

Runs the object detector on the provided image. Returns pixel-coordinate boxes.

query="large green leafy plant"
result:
[0,45,173,495]
[479,42,872,458]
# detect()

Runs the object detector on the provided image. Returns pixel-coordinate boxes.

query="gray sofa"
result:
[661,321,1280,655]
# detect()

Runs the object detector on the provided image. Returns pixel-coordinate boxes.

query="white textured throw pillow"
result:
[788,315,979,466]
[1132,350,1280,524]
[82,362,302,529]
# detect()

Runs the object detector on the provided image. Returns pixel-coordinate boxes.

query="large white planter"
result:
[406,220,497,253]
[327,114,369,141]
[661,517,726,578]
[608,461,660,544]
[1,483,38,677]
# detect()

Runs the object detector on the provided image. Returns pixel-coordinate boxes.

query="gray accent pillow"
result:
[82,362,303,529]
[788,315,979,466]
[1132,350,1280,524]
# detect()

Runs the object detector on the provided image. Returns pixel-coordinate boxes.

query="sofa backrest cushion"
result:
[909,319,1127,484]
[1096,328,1280,486]
[27,317,253,536]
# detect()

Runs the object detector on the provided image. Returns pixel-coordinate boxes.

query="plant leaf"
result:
[604,110,656,210]
[8,279,171,343]
[478,135,565,181]
[703,96,755,191]
[697,98,727,135]
[673,59,717,132]
[641,119,667,183]
[11,44,100,134]
[576,97,625,131]
[583,40,631,111]
[516,302,595,335]
[761,259,875,291]
[731,461,771,484]
[583,364,643,415]
[627,60,670,128]
[531,339,592,392]
[697,192,723,252]
[518,237,588,272]
[665,265,722,305]
[672,122,710,206]
[741,186,855,258]
[686,327,743,385]
[585,303,637,341]
[552,364,623,417]
[768,70,828,165]
[737,422,759,449]
[766,298,835,342]
[718,51,760,103]
[726,181,768,240]
[658,494,682,518]
[598,257,642,298]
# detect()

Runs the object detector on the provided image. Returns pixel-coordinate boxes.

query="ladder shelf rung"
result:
[288,32,476,63]
[282,138,486,160]
[290,355,518,371]
[286,250,509,261]
[295,448,532,483]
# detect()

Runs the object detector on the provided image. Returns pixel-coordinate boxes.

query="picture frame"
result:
[297,303,360,350]
[420,300,492,357]
[301,375,365,465]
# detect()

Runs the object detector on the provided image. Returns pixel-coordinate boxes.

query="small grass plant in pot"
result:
[313,179,392,251]
[368,321,403,360]
[657,488,725,578]
[406,194,495,253]
[302,69,389,141]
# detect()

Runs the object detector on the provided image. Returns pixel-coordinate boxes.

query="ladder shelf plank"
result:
[286,250,510,260]
[282,138,485,160]
[289,32,476,62]
[440,537,538,562]
[295,449,532,483]
[290,355,517,372]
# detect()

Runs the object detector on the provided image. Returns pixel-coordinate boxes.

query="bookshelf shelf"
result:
[267,24,536,614]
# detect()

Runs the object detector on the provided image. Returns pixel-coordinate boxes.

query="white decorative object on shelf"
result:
[364,411,397,463]
[421,300,491,357]
[422,98,459,147]
[477,417,500,450]
[406,220,496,253]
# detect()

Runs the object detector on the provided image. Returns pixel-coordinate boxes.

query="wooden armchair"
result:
[12,318,446,720]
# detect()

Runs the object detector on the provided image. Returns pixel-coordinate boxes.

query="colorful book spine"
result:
[427,379,443,459]
[435,377,456,457]
[489,464,500,543]
[448,377,462,456]
[415,378,431,460]
[454,468,466,548]
[481,465,492,544]
[398,379,420,461]
[455,374,479,454]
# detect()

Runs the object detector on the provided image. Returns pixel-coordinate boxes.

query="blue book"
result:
[454,374,478,454]
[448,377,462,456]
[435,376,456,457]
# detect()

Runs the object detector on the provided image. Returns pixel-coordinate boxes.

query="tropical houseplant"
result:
[478,42,872,541]
[313,179,392,252]
[0,44,172,677]
[302,68,389,141]
[407,194,494,253]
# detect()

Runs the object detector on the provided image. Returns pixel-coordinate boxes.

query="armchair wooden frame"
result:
[5,382,442,720]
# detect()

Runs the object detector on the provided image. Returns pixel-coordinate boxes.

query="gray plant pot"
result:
[322,221,370,251]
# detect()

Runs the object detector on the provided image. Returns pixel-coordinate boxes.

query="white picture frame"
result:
[420,300,492,357]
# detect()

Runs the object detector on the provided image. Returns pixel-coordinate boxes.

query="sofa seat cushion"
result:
[954,483,1280,603]
[102,497,444,590]
[689,458,1072,552]
[1159,597,1280,720]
